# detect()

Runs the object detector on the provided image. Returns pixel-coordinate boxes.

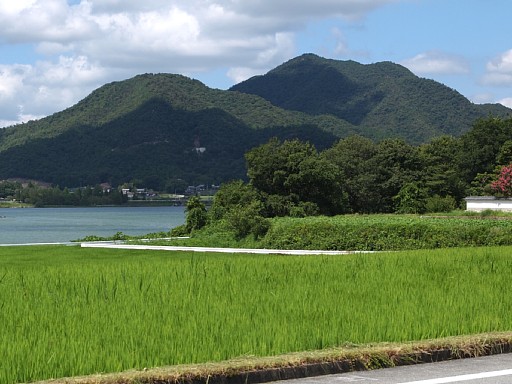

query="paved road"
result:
[271,354,512,383]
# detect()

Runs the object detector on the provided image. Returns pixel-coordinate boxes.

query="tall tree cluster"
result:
[211,117,512,218]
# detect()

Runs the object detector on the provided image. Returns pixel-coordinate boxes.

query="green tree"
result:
[245,138,347,215]
[225,200,270,240]
[425,195,456,213]
[185,196,208,232]
[322,135,379,213]
[245,137,303,196]
[369,138,423,213]
[419,135,467,203]
[0,180,21,199]
[496,140,512,166]
[393,182,428,214]
[208,180,270,239]
[208,180,261,220]
[459,117,512,183]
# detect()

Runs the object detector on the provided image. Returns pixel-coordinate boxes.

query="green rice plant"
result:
[2,245,512,383]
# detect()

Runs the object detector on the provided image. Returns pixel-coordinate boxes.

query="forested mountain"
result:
[231,54,510,143]
[0,54,510,188]
[0,97,336,188]
[0,73,342,152]
[0,73,342,187]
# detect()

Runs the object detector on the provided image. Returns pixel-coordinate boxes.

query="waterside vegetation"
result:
[160,212,512,251]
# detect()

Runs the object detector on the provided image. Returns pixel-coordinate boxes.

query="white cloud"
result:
[401,51,470,75]
[0,0,96,44]
[227,67,263,84]
[482,73,512,86]
[83,7,205,67]
[330,27,369,59]
[471,93,494,104]
[226,32,295,83]
[499,97,512,109]
[0,65,28,100]
[482,49,512,86]
[0,64,33,124]
[332,27,350,56]
[0,0,37,16]
[0,56,109,127]
[0,0,398,127]
[226,0,396,20]
[487,49,512,73]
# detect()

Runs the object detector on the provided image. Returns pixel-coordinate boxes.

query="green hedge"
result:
[260,215,512,251]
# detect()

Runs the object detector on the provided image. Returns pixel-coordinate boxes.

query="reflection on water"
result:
[0,206,185,244]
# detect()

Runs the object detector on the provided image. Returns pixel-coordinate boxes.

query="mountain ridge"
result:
[231,53,510,143]
[0,53,510,187]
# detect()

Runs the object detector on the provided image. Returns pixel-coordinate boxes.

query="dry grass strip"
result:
[30,331,512,384]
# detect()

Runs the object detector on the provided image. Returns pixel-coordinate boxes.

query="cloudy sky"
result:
[0,0,511,127]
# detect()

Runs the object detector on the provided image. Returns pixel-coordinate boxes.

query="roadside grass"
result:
[26,332,512,384]
[3,245,512,383]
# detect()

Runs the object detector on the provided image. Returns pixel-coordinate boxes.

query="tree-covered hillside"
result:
[0,97,337,188]
[0,73,342,151]
[231,54,511,144]
[0,54,510,188]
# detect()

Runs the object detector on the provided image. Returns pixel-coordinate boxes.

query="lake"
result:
[0,206,185,245]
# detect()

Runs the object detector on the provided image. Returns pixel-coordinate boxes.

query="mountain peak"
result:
[230,54,509,142]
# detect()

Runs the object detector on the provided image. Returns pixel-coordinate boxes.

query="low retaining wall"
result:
[465,196,512,212]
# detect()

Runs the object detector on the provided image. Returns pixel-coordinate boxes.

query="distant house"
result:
[121,189,134,199]
[100,183,112,193]
[185,184,214,195]
[465,196,512,212]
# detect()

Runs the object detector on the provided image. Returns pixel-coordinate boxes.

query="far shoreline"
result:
[0,201,187,209]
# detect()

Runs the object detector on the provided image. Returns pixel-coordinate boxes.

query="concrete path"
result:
[80,242,371,255]
[0,242,76,246]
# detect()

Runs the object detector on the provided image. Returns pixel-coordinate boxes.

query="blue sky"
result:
[0,0,511,127]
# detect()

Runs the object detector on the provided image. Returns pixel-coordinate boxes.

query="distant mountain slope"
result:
[0,54,510,187]
[0,97,337,187]
[0,74,320,150]
[230,53,511,143]
[0,73,349,152]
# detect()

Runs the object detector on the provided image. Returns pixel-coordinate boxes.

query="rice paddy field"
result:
[2,244,512,383]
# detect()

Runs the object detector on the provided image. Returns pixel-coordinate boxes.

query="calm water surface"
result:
[0,206,185,244]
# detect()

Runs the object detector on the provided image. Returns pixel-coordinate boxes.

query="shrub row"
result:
[260,215,512,251]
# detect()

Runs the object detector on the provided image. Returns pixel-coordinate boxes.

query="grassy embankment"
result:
[2,243,512,383]
[149,212,512,251]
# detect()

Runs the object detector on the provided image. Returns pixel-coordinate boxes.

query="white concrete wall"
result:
[465,197,512,212]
